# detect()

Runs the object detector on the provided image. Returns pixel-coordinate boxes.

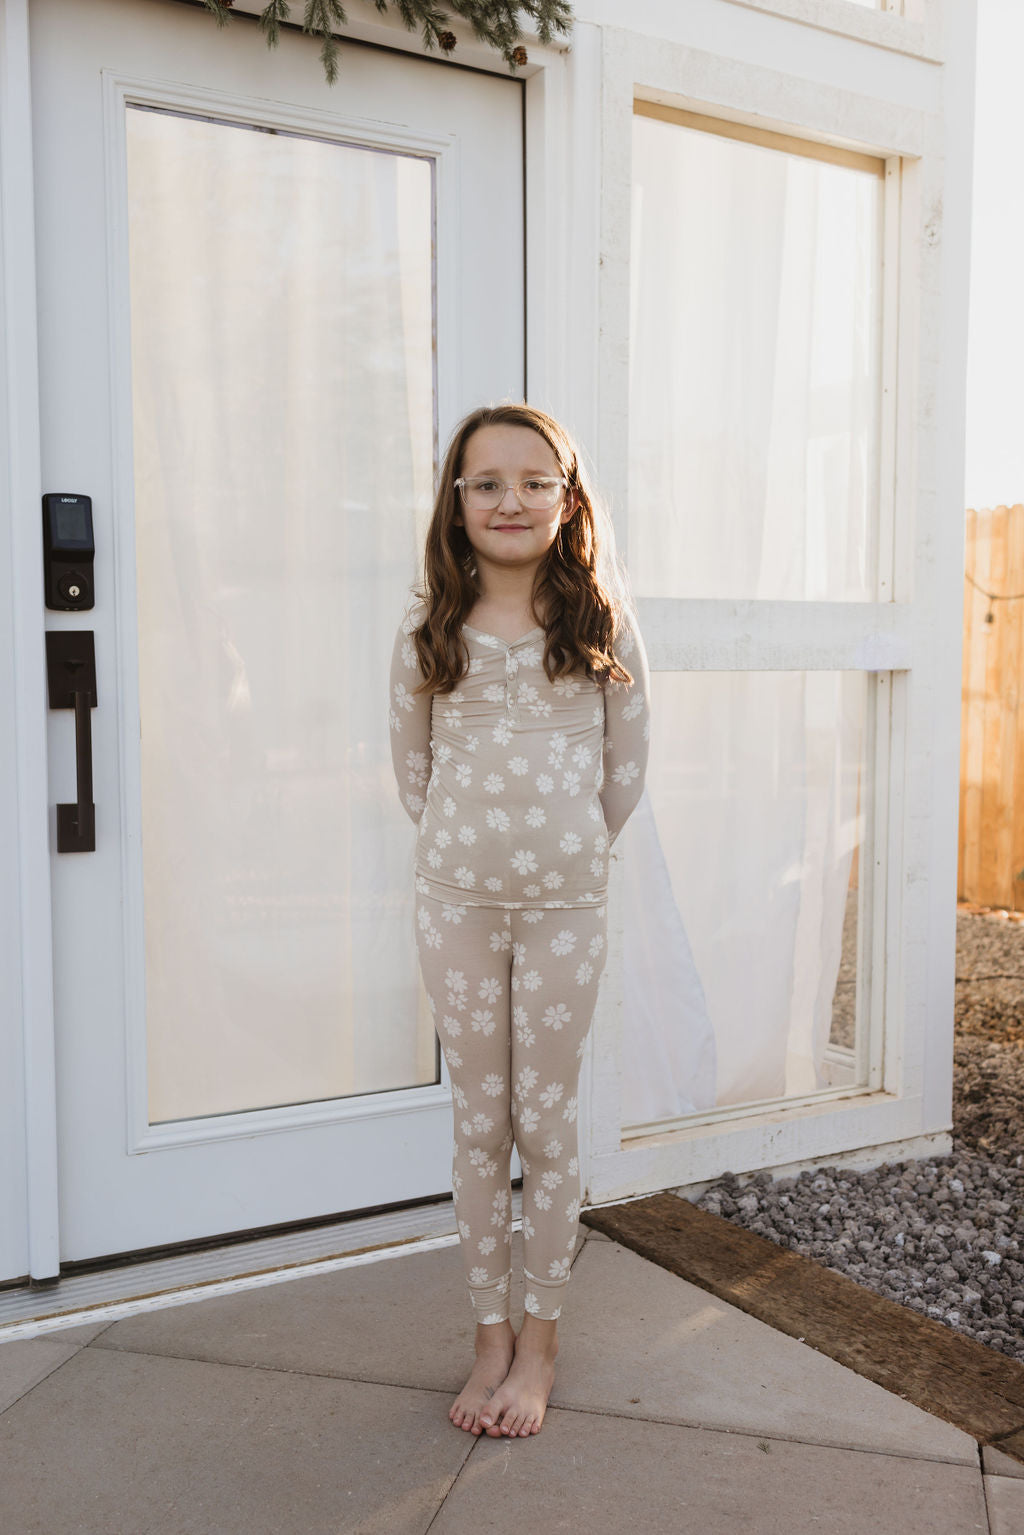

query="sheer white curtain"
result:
[621,114,879,1123]
[126,106,436,1122]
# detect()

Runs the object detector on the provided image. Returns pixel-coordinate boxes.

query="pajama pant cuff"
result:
[523,1270,570,1321]
[468,1272,512,1323]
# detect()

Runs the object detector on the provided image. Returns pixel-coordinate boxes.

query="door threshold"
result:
[0,1193,524,1340]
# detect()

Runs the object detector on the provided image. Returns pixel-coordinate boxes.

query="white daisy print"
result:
[459,1219,471,1240]
[491,721,513,746]
[425,848,442,869]
[478,976,502,1002]
[623,692,645,720]
[512,942,526,963]
[550,929,577,957]
[405,749,429,785]
[483,773,505,795]
[523,883,541,898]
[443,796,457,818]
[484,876,504,892]
[471,1009,496,1035]
[478,1235,497,1255]
[458,824,477,845]
[562,1096,579,1123]
[511,848,538,875]
[454,762,472,787]
[469,1266,490,1284]
[521,970,543,992]
[568,1156,579,1176]
[543,1138,563,1159]
[548,1257,571,1280]
[442,1014,462,1037]
[441,903,466,924]
[590,857,605,878]
[522,1214,535,1240]
[445,968,467,1000]
[612,760,640,786]
[588,934,605,957]
[392,681,416,714]
[516,1065,539,1094]
[525,805,547,828]
[454,866,477,889]
[541,1168,563,1188]
[535,773,554,795]
[562,770,581,796]
[481,1073,505,1098]
[572,744,594,768]
[543,871,565,890]
[492,1189,509,1215]
[507,755,529,776]
[519,1106,540,1133]
[485,808,511,832]
[539,1082,564,1108]
[533,1188,552,1211]
[522,909,545,924]
[489,928,512,953]
[543,1002,572,1030]
[566,1198,581,1223]
[576,960,594,985]
[553,677,580,697]
[560,832,582,855]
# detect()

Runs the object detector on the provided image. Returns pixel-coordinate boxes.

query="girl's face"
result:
[453,424,574,578]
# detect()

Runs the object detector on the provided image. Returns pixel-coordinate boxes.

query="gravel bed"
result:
[691,909,1024,1364]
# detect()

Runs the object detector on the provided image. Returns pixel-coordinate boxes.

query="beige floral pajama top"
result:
[388,598,651,907]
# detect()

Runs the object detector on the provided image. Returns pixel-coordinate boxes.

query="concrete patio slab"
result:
[87,1230,584,1394]
[0,1342,470,1535]
[0,1336,86,1413]
[430,1408,988,1535]
[984,1443,1024,1479]
[550,1239,979,1465]
[985,1472,1024,1535]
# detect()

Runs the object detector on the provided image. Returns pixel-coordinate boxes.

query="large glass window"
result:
[126,105,437,1122]
[621,670,870,1130]
[629,105,885,602]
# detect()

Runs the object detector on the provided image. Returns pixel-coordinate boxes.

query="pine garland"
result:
[202,1,574,83]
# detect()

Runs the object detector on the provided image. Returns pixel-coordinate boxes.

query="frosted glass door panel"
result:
[628,670,869,1126]
[629,114,883,601]
[126,105,437,1123]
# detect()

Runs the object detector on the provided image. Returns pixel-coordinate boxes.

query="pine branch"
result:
[202,1,574,80]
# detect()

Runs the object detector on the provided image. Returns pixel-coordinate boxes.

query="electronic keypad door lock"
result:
[42,493,94,611]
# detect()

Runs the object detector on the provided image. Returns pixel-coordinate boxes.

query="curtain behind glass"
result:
[126,106,435,1122]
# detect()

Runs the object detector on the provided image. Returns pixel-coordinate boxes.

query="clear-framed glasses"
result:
[455,475,568,511]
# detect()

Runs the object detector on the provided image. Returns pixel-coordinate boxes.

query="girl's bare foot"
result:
[479,1314,558,1438]
[450,1320,516,1434]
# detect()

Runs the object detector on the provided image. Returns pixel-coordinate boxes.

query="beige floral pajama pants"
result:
[414,894,608,1323]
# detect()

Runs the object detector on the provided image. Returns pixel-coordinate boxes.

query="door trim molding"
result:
[0,0,61,1283]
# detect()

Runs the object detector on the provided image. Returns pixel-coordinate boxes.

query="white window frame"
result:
[572,17,966,1206]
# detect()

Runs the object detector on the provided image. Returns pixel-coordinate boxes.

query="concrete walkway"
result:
[0,1226,1020,1533]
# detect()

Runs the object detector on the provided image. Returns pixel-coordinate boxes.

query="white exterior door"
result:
[31,0,524,1262]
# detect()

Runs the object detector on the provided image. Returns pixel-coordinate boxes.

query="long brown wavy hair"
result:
[410,404,635,696]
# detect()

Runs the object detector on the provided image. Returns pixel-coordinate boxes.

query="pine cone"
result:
[511,45,528,66]
[438,30,457,52]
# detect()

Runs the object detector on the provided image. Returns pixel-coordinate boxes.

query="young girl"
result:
[388,403,650,1440]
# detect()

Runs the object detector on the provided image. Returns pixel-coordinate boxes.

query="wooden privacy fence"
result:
[960,503,1024,909]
